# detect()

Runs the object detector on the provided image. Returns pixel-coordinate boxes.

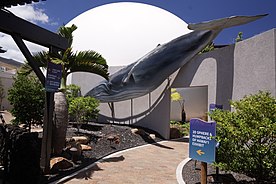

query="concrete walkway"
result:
[55,139,189,184]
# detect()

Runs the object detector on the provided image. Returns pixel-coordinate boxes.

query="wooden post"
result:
[201,162,207,184]
[40,92,54,173]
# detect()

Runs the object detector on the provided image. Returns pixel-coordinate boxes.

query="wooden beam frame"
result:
[0,9,67,50]
[0,8,68,173]
[12,34,46,85]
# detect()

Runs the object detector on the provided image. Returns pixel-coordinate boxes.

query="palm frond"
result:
[19,51,49,75]
[32,51,49,68]
[67,50,109,80]
[58,24,78,48]
[18,62,33,75]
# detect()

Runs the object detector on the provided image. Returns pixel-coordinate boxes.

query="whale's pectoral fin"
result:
[122,73,135,85]
[122,61,139,84]
[188,14,268,31]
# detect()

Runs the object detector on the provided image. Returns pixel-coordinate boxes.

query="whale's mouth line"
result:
[96,89,149,102]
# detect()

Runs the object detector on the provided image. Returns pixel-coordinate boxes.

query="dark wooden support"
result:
[11,34,45,85]
[40,47,59,173]
[40,92,54,173]
[201,162,207,184]
[0,9,67,50]
[0,8,68,174]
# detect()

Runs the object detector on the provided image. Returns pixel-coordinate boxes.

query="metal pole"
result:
[130,99,133,125]
[108,102,115,124]
[149,93,151,108]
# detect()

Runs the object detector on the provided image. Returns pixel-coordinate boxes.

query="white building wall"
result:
[0,71,14,110]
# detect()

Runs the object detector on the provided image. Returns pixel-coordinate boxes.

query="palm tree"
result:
[24,24,109,155]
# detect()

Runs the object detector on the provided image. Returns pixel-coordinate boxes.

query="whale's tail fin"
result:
[188,14,268,31]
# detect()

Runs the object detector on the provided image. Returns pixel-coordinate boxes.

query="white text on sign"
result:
[191,130,212,148]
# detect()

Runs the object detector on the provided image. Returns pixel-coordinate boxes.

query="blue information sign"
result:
[209,103,223,111]
[45,62,62,92]
[189,118,216,163]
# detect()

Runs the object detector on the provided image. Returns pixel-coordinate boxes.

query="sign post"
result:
[189,118,216,184]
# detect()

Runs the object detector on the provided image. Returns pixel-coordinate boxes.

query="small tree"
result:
[210,91,276,182]
[68,96,99,133]
[8,73,45,130]
[171,88,186,123]
[66,84,81,104]
[27,24,109,155]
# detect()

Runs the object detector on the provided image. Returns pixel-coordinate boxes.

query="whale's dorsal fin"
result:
[188,14,268,31]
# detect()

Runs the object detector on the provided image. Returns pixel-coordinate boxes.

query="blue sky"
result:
[1,0,276,61]
[36,0,276,44]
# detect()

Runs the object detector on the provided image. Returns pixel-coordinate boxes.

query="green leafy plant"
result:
[199,42,215,54]
[69,96,99,133]
[210,91,276,182]
[235,32,243,42]
[170,121,190,137]
[8,73,45,130]
[66,84,81,104]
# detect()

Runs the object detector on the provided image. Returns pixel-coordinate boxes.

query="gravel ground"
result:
[46,122,164,183]
[71,122,163,159]
[182,160,271,184]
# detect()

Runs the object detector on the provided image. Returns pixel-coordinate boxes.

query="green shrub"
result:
[69,96,99,131]
[8,73,45,128]
[210,91,276,182]
[66,84,81,104]
[170,121,190,136]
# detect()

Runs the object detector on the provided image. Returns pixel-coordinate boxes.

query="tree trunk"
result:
[52,91,68,155]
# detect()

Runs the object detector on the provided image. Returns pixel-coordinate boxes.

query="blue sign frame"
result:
[189,118,216,163]
[45,62,62,92]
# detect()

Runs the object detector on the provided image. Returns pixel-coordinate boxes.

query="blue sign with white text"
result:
[209,103,223,111]
[189,118,216,163]
[45,62,62,92]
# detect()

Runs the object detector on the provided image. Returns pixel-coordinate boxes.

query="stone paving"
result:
[57,139,189,184]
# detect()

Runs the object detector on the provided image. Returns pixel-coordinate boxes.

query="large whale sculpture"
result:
[86,14,267,102]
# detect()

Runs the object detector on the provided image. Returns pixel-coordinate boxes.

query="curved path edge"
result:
[51,138,186,184]
[176,157,192,184]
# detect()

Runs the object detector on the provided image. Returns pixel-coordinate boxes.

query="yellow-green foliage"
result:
[171,88,183,102]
